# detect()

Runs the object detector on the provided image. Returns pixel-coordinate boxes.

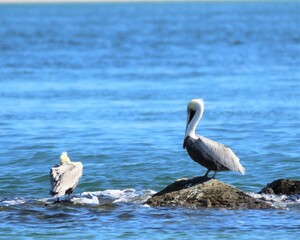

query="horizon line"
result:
[0,0,295,4]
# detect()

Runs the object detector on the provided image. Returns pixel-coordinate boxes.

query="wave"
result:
[71,189,156,205]
[1,198,27,206]
[1,189,299,210]
[0,188,156,207]
[247,192,300,209]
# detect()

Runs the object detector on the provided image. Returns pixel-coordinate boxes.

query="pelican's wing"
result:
[196,135,245,174]
[50,162,83,197]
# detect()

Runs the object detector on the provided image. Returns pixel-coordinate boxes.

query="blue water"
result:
[0,1,299,239]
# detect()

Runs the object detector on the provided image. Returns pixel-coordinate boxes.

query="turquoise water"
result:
[0,1,299,239]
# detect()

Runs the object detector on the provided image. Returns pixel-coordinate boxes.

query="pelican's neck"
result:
[60,159,71,165]
[185,103,204,139]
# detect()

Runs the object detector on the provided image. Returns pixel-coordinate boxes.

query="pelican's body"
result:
[49,152,83,202]
[183,99,245,178]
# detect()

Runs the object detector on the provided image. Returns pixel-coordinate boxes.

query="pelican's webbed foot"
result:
[54,197,62,204]
[45,198,62,206]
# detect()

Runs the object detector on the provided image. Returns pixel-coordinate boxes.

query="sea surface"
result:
[0,1,299,239]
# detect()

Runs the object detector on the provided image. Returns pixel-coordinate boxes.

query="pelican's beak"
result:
[183,114,189,149]
[187,109,196,127]
[185,110,190,133]
[183,108,195,148]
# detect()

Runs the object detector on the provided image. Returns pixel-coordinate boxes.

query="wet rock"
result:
[259,179,300,195]
[145,176,271,209]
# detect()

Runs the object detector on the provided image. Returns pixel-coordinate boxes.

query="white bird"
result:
[183,99,245,178]
[49,152,83,202]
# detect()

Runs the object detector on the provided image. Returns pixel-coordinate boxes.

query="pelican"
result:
[183,99,245,178]
[49,152,83,202]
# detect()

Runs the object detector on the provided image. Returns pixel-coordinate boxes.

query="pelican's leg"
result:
[68,194,72,202]
[203,170,210,178]
[212,171,218,179]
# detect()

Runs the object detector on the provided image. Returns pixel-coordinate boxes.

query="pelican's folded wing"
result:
[196,135,245,174]
[50,162,83,197]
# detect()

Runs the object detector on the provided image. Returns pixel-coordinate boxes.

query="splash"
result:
[1,198,26,206]
[72,192,100,205]
[77,189,156,205]
[247,192,300,209]
[0,189,156,207]
[1,190,299,210]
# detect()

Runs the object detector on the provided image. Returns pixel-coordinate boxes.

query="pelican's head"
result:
[60,151,71,164]
[184,99,205,145]
[186,98,204,126]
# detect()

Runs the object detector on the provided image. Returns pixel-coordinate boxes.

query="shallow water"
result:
[0,1,299,239]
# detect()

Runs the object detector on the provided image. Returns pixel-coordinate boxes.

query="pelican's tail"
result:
[49,189,58,197]
[238,164,246,175]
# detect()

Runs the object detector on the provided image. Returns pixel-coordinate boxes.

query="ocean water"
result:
[0,1,299,239]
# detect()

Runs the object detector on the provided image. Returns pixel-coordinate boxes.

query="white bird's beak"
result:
[183,109,192,148]
[185,110,191,133]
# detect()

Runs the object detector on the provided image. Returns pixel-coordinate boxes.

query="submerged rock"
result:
[259,179,300,195]
[145,176,271,209]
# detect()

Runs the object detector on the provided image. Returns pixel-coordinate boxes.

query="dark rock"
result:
[145,176,271,209]
[259,179,300,195]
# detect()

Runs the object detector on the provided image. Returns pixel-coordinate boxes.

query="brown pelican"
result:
[49,152,83,202]
[183,99,245,178]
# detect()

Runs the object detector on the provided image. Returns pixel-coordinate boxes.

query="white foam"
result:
[2,191,299,209]
[81,188,156,204]
[1,189,156,206]
[2,198,26,206]
[72,192,100,205]
[247,192,300,209]
[38,190,143,205]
